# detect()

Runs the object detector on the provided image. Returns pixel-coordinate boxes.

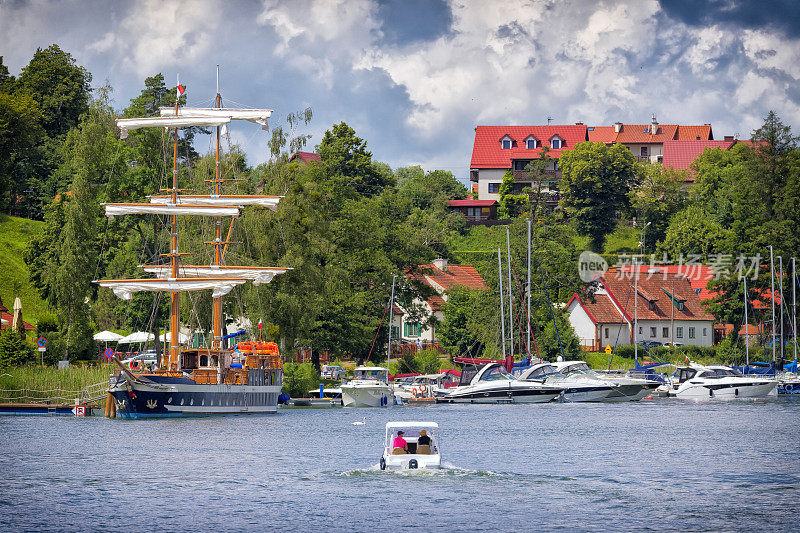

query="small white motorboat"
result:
[380,421,441,470]
[669,363,777,398]
[341,366,394,407]
[439,363,562,403]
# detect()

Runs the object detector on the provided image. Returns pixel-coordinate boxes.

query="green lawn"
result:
[0,214,49,327]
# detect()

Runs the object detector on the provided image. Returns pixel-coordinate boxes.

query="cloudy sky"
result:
[2,0,799,184]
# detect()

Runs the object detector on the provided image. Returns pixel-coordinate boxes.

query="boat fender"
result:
[380,457,386,470]
[408,459,418,469]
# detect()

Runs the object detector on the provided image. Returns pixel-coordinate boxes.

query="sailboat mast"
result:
[506,228,514,358]
[526,219,531,358]
[633,256,639,364]
[794,257,797,364]
[212,65,223,349]
[498,248,506,359]
[387,275,396,369]
[744,275,749,367]
[771,246,776,363]
[780,256,785,365]
[169,76,181,371]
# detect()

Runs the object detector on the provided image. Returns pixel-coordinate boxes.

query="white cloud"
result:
[742,29,800,79]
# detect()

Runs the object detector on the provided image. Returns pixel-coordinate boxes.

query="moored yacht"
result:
[551,361,660,401]
[517,363,615,402]
[341,367,394,407]
[439,363,562,404]
[669,363,777,398]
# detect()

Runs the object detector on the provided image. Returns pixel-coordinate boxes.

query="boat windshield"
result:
[355,369,387,381]
[701,368,744,379]
[561,362,593,377]
[480,366,514,381]
[526,365,560,379]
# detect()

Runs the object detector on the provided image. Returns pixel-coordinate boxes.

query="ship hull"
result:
[109,376,281,419]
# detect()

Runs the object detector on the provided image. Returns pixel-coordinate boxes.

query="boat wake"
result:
[333,462,507,478]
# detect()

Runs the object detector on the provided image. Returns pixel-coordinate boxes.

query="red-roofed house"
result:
[395,259,489,344]
[610,118,713,164]
[0,296,34,332]
[470,124,589,201]
[447,199,498,223]
[567,268,715,350]
[289,151,321,164]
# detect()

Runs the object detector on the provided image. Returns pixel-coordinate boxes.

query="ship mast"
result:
[212,65,223,350]
[169,76,181,370]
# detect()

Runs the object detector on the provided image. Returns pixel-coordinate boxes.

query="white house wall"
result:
[598,323,632,347]
[633,319,714,347]
[567,300,597,346]
[476,169,507,200]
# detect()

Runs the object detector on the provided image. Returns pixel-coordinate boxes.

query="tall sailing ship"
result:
[100,74,289,418]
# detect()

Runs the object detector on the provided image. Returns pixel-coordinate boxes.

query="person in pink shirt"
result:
[392,430,407,451]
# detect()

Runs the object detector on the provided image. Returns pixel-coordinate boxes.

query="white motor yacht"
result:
[669,363,777,398]
[517,363,616,402]
[551,361,660,401]
[439,363,562,404]
[341,366,394,407]
[381,421,441,470]
[394,371,460,400]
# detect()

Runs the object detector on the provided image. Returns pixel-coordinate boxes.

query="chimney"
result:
[433,258,448,272]
[575,121,583,125]
[651,115,658,136]
[614,122,622,133]
[724,135,734,142]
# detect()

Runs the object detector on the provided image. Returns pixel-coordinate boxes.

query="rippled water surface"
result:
[1,397,799,531]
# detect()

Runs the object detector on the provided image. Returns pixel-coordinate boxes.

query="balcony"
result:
[513,169,560,180]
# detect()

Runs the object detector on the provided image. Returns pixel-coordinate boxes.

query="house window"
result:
[703,328,707,336]
[677,302,684,311]
[488,183,501,194]
[605,327,609,339]
[650,327,656,338]
[663,327,669,337]
[688,327,695,339]
[501,138,512,149]
[638,326,642,335]
[676,327,683,339]
[648,300,656,310]
[527,139,536,149]
[391,326,399,339]
[640,146,648,157]
[404,322,422,338]
[513,160,532,170]
[551,137,562,149]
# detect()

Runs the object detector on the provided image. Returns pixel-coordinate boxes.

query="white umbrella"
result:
[93,330,124,342]
[159,331,189,343]
[118,331,155,344]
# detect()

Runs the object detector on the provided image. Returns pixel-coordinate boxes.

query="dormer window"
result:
[550,135,563,149]
[500,136,513,150]
[524,136,539,149]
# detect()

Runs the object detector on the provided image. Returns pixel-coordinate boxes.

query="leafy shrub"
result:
[0,329,35,368]
[282,362,319,398]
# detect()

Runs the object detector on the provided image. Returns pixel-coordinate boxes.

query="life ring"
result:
[411,387,419,397]
[419,384,428,394]
[130,361,138,370]
[785,383,794,392]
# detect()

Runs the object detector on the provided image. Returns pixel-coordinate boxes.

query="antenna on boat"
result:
[771,246,776,364]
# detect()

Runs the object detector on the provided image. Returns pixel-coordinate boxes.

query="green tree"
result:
[317,122,394,198]
[658,205,731,259]
[632,164,688,249]
[559,142,638,251]
[0,328,35,368]
[15,44,92,139]
[0,91,43,212]
[497,170,527,219]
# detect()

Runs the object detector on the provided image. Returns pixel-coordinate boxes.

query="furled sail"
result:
[159,107,272,129]
[95,278,248,300]
[103,203,240,219]
[117,116,231,139]
[141,265,291,285]
[149,195,282,212]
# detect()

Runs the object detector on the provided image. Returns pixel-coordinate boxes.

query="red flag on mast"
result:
[257,318,263,329]
[176,84,185,98]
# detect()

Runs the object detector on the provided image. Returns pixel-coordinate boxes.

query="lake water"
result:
[1,397,798,532]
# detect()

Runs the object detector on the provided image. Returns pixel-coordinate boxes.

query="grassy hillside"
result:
[0,214,50,327]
